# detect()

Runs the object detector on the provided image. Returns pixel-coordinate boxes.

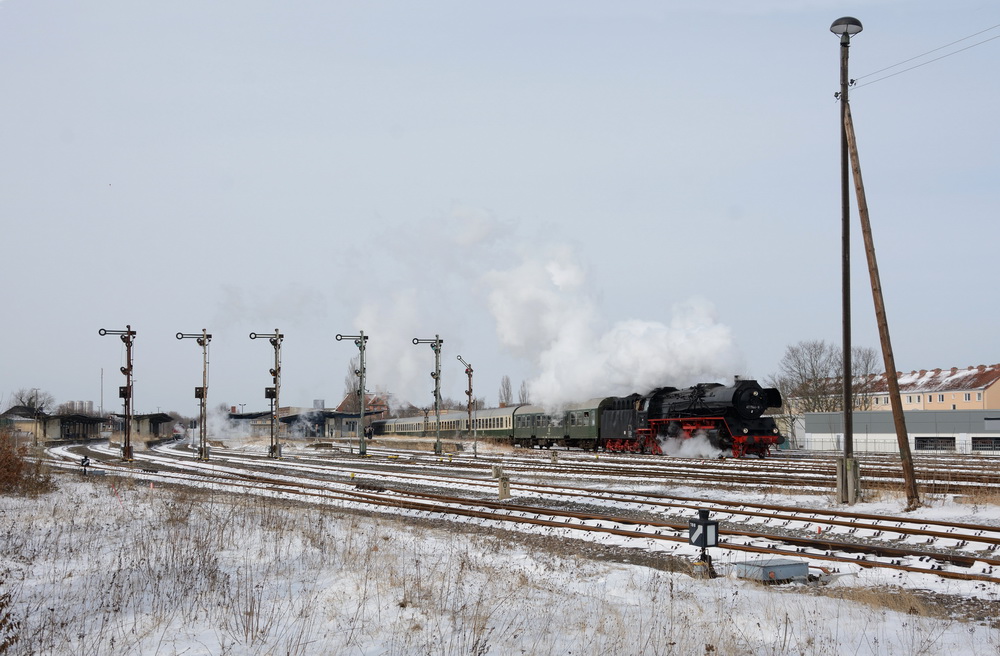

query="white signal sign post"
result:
[689,509,719,578]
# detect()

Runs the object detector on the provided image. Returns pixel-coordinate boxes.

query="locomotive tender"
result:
[373,378,785,458]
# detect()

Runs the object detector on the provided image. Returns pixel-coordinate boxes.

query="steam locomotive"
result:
[372,378,785,458]
[600,380,785,457]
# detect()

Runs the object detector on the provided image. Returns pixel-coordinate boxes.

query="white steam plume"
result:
[660,432,728,459]
[486,245,743,408]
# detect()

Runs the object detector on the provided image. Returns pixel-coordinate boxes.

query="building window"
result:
[978,393,983,401]
[938,394,945,403]
[917,395,921,402]
[965,393,971,402]
[906,396,912,403]
[915,436,955,451]
[972,437,1000,451]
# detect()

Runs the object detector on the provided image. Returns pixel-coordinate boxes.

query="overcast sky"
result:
[2,1,997,417]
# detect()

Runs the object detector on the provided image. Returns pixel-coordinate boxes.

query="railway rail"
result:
[44,441,1000,588]
[296,443,1000,496]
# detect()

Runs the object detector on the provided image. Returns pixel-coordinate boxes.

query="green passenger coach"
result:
[511,398,605,449]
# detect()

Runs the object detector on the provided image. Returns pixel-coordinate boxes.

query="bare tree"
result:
[851,346,882,411]
[440,397,471,411]
[518,380,531,405]
[391,402,422,419]
[766,340,882,443]
[6,389,55,414]
[767,341,840,415]
[498,375,513,407]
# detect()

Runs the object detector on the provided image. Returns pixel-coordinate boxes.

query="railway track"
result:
[45,442,1000,588]
[295,444,1000,496]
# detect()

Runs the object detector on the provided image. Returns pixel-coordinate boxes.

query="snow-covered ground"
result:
[4,446,1000,655]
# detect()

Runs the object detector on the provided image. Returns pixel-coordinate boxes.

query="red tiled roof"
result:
[864,364,1000,394]
[334,393,389,413]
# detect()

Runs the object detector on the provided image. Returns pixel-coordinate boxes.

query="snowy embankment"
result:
[3,473,1000,656]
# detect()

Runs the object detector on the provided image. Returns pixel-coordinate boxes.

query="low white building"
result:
[803,410,1000,455]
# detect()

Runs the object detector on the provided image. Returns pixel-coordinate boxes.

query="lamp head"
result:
[830,16,862,38]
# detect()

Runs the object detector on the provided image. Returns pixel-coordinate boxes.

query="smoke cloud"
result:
[485,245,743,408]
[354,207,744,411]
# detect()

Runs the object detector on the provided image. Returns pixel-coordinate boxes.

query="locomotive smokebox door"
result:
[689,509,718,548]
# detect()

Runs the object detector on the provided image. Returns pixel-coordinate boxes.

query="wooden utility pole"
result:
[843,105,921,510]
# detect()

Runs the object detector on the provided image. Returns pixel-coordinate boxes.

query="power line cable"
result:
[853,31,1000,89]
[854,21,1000,81]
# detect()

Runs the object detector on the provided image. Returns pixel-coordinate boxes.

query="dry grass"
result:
[954,485,1000,508]
[0,429,53,496]
[826,585,937,618]
[2,474,996,655]
[0,590,19,655]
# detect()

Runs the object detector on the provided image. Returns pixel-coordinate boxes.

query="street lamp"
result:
[831,16,862,502]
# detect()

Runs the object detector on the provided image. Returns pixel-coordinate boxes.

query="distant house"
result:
[334,393,390,417]
[857,364,1000,411]
[786,364,1000,415]
[1,405,45,439]
[334,393,389,436]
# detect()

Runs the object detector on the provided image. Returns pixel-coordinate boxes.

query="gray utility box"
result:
[734,558,808,583]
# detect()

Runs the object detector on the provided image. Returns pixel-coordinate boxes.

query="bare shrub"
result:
[0,588,20,655]
[0,430,53,496]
